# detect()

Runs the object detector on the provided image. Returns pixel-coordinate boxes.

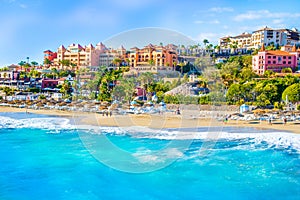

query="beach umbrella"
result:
[131,100,138,105]
[159,101,166,106]
[145,101,154,106]
[122,104,130,109]
[253,109,265,114]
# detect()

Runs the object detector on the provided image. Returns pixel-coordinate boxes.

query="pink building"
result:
[252,45,299,75]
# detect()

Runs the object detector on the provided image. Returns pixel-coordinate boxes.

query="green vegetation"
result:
[282,83,300,103]
[2,53,299,107]
[219,56,300,107]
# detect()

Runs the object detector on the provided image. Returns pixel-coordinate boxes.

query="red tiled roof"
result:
[265,50,292,56]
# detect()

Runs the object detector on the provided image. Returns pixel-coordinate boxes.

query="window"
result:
[273,56,276,59]
[268,56,271,59]
[268,61,271,64]
[283,61,286,64]
[273,61,276,64]
[283,56,286,59]
[288,61,291,64]
[278,57,282,62]
[288,56,292,59]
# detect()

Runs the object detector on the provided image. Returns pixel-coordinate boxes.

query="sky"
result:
[1,0,300,66]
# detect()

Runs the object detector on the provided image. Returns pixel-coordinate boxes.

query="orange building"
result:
[128,44,177,68]
[43,50,57,62]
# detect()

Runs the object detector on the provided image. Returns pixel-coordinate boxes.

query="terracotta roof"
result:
[266,50,292,56]
[260,43,265,51]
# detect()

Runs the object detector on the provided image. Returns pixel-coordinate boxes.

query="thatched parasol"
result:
[253,109,266,114]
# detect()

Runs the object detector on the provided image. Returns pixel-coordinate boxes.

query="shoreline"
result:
[0,106,299,134]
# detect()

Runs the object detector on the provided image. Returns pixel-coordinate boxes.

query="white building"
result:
[219,26,300,50]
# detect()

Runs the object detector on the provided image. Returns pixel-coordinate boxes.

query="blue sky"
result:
[1,0,300,66]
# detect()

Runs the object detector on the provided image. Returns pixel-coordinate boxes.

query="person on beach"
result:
[224,116,228,124]
[283,116,287,125]
[176,107,181,115]
[268,117,272,125]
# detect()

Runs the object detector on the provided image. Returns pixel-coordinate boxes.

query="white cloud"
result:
[209,7,234,13]
[234,10,300,21]
[273,19,283,24]
[210,20,220,24]
[194,20,220,24]
[19,4,27,8]
[194,20,204,24]
[194,33,223,44]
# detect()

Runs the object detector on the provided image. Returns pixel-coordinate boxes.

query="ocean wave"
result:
[1,116,300,152]
[82,125,300,153]
[0,116,74,130]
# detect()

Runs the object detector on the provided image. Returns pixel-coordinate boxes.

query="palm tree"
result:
[225,37,231,48]
[203,39,209,47]
[18,61,26,71]
[214,45,221,53]
[24,63,31,72]
[230,42,238,54]
[112,57,122,69]
[43,58,52,68]
[138,72,154,86]
[70,63,77,71]
[31,61,38,68]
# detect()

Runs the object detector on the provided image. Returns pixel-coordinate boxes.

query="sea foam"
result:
[0,116,74,130]
[1,116,300,152]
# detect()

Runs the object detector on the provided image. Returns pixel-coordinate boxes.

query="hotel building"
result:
[219,33,252,49]
[55,43,105,69]
[252,44,299,75]
[128,44,178,69]
[219,26,300,50]
[99,45,127,69]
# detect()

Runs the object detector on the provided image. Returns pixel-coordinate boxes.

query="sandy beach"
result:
[0,106,300,134]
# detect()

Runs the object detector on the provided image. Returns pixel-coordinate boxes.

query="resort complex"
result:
[2,0,300,199]
[2,26,300,111]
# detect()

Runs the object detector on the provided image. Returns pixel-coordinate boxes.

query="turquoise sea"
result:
[0,112,300,199]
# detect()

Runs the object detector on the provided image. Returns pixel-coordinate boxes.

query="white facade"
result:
[219,27,300,50]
